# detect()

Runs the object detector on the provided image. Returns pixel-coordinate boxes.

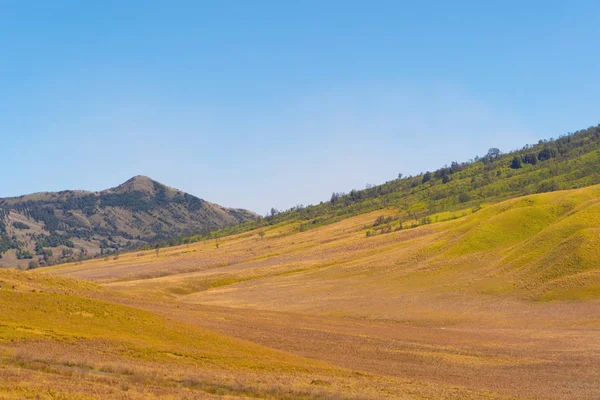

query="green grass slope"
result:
[400,184,600,300]
[201,124,600,242]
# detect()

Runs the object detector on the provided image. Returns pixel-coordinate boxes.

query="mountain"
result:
[0,176,257,267]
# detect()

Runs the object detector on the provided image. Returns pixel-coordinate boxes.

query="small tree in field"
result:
[258,231,265,239]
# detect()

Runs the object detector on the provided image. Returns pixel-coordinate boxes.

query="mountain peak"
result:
[0,176,258,268]
[109,175,164,194]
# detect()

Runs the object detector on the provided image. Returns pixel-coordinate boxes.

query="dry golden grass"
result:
[17,185,600,398]
[0,269,506,399]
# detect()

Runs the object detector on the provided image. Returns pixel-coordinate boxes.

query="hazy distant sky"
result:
[1,1,599,214]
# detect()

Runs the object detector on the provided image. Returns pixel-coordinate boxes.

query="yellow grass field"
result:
[3,185,600,398]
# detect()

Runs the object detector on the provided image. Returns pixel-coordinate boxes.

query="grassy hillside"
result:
[7,124,600,399]
[50,184,600,303]
[205,124,600,240]
[41,184,600,399]
[5,124,599,271]
[0,176,257,269]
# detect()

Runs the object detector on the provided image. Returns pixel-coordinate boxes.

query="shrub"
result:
[13,222,30,230]
[458,192,471,203]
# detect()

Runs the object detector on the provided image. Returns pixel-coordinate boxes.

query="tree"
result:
[258,231,265,239]
[538,147,557,161]
[422,172,432,184]
[330,192,345,204]
[442,174,451,184]
[27,260,39,270]
[397,173,403,180]
[330,192,340,204]
[450,161,461,173]
[510,156,522,169]
[487,148,501,159]
[523,153,538,165]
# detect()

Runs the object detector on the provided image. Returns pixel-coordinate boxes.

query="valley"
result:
[4,3,600,399]
[8,184,598,399]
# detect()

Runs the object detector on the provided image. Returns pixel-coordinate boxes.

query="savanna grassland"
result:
[0,269,434,399]
[12,184,599,399]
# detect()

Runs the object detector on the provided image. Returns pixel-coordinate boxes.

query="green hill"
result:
[209,124,600,239]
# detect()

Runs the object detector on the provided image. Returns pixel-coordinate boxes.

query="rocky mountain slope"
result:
[0,176,257,267]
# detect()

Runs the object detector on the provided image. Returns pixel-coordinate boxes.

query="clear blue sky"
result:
[1,1,599,214]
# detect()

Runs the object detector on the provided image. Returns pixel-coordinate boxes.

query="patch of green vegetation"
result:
[12,221,30,230]
[186,124,600,244]
[448,206,554,255]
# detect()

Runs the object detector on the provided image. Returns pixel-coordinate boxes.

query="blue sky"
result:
[1,1,599,214]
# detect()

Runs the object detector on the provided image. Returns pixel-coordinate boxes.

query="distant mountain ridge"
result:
[0,176,257,267]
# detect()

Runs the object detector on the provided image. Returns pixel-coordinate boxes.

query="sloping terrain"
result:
[0,176,257,268]
[6,125,600,399]
[213,124,600,240]
[48,184,600,303]
[43,185,600,399]
[0,269,506,399]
